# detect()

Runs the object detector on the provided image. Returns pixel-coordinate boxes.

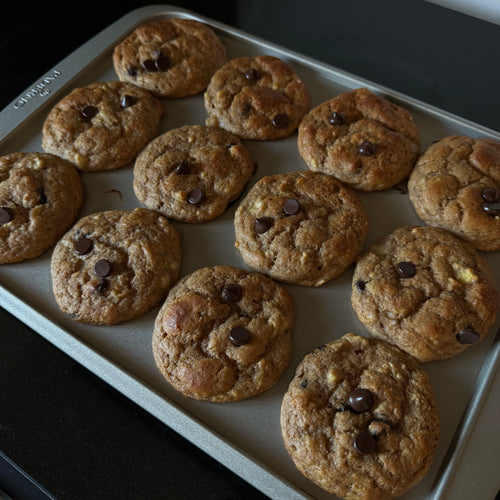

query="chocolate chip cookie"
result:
[234,171,369,286]
[133,125,255,223]
[113,18,226,98]
[281,332,440,499]
[0,152,84,264]
[42,81,164,171]
[152,265,294,402]
[51,208,181,325]
[204,55,311,140]
[408,135,500,251]
[297,87,421,191]
[352,225,498,362]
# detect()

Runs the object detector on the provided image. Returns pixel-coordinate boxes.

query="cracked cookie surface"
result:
[352,225,498,362]
[133,125,255,223]
[204,55,310,140]
[51,208,181,325]
[408,135,500,251]
[152,265,294,402]
[298,87,420,191]
[113,18,226,98]
[42,81,164,171]
[234,171,368,286]
[0,152,83,264]
[281,333,440,500]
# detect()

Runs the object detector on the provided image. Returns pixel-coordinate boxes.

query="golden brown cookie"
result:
[298,87,421,191]
[133,125,255,223]
[113,18,226,98]
[51,208,181,325]
[152,265,294,402]
[408,135,500,251]
[204,55,311,140]
[234,171,368,286]
[0,152,83,264]
[281,333,440,500]
[351,225,498,362]
[42,81,164,171]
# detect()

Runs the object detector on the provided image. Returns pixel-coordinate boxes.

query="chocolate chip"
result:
[272,113,290,129]
[127,66,138,77]
[328,111,345,125]
[299,379,308,389]
[353,431,377,454]
[245,68,261,81]
[255,217,274,234]
[0,207,13,225]
[81,105,98,122]
[221,283,242,303]
[187,189,205,205]
[358,141,376,156]
[94,259,111,278]
[38,188,47,205]
[241,103,251,116]
[482,201,500,217]
[155,54,171,71]
[348,388,374,413]
[95,280,109,294]
[355,280,366,291]
[283,198,300,215]
[481,187,499,203]
[142,59,158,72]
[457,326,480,345]
[121,94,137,108]
[174,160,191,175]
[229,326,251,346]
[396,261,416,278]
[74,237,93,255]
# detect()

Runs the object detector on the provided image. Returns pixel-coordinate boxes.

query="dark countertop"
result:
[1,1,499,499]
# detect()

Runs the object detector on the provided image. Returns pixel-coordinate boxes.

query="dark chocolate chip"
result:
[81,105,98,121]
[74,237,93,255]
[457,326,481,345]
[328,111,345,126]
[355,280,366,291]
[174,160,191,175]
[127,66,138,77]
[396,261,416,278]
[283,198,300,216]
[142,59,158,72]
[482,201,500,217]
[121,94,137,108]
[272,113,290,129]
[299,379,308,389]
[38,188,47,205]
[358,141,376,156]
[241,103,251,116]
[94,259,111,278]
[348,388,374,413]
[255,217,274,234]
[229,326,251,346]
[245,68,261,81]
[0,207,13,225]
[353,431,377,454]
[187,189,205,205]
[96,280,109,294]
[155,54,171,71]
[481,187,499,203]
[221,283,242,303]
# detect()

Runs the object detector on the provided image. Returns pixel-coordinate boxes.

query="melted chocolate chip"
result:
[255,217,274,234]
[481,187,498,203]
[187,189,205,205]
[245,68,261,81]
[142,59,158,72]
[240,103,251,117]
[74,237,93,255]
[174,160,191,175]
[283,198,300,215]
[272,113,290,129]
[355,280,366,291]
[221,283,242,303]
[348,388,374,413]
[94,259,111,278]
[396,261,416,278]
[229,326,251,346]
[127,66,138,77]
[457,326,480,345]
[121,94,137,108]
[38,188,47,205]
[155,54,171,71]
[0,207,13,225]
[354,431,377,454]
[328,111,345,126]
[358,141,376,156]
[95,280,109,294]
[81,105,98,122]
[482,201,500,217]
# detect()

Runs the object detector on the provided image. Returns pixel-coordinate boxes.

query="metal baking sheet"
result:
[1,5,499,499]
